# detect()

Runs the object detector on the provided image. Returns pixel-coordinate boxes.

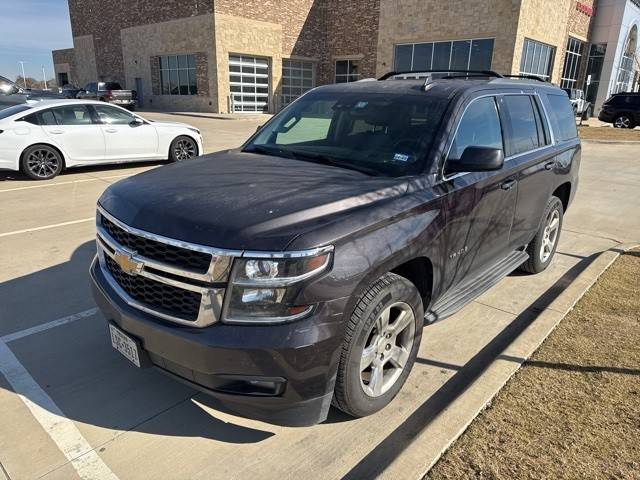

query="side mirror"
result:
[446,146,504,174]
[129,117,144,127]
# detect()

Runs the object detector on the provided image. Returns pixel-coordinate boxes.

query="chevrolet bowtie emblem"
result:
[113,249,143,276]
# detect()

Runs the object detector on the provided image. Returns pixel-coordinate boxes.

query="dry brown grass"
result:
[426,249,640,480]
[578,126,640,142]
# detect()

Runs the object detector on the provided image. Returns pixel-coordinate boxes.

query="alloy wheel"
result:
[173,138,197,161]
[26,148,60,179]
[614,116,631,128]
[360,301,416,397]
[539,209,560,263]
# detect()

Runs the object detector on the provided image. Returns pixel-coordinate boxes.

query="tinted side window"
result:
[502,95,540,155]
[448,97,503,161]
[94,105,135,125]
[51,105,93,125]
[104,82,122,90]
[546,94,578,141]
[25,109,58,126]
[86,83,98,92]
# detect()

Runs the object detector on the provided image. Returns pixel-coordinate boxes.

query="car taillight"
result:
[105,90,113,100]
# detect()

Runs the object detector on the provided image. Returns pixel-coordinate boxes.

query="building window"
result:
[520,39,556,81]
[335,60,359,83]
[282,60,315,107]
[394,39,494,72]
[159,54,197,95]
[614,25,638,94]
[229,55,270,113]
[584,43,607,104]
[560,37,584,89]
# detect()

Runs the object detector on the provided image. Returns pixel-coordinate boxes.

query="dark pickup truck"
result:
[91,70,580,426]
[77,82,136,110]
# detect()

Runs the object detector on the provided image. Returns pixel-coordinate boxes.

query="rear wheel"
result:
[613,114,634,129]
[169,136,198,162]
[520,196,563,274]
[333,273,423,417]
[21,145,64,180]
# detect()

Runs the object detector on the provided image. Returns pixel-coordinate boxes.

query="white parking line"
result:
[0,218,94,238]
[0,174,131,194]
[0,340,119,480]
[1,308,99,344]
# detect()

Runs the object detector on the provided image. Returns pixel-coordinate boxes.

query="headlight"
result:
[223,246,333,324]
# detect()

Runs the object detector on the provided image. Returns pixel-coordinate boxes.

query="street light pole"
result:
[18,61,27,88]
[42,65,48,90]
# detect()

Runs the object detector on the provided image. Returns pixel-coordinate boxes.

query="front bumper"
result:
[90,257,347,426]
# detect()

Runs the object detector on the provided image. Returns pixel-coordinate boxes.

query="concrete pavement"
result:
[0,126,638,479]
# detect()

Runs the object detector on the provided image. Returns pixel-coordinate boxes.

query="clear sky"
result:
[0,0,73,82]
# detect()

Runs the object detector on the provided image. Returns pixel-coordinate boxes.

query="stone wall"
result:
[52,48,76,85]
[120,15,216,112]
[73,35,99,87]
[68,0,214,86]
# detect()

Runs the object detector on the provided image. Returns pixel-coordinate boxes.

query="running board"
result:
[425,250,529,323]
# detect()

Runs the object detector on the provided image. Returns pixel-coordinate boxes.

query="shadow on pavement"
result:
[341,250,602,479]
[0,241,273,444]
[0,160,167,182]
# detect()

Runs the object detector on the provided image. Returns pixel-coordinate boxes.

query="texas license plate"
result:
[109,324,141,367]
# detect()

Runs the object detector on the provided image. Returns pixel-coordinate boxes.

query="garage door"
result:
[229,55,270,113]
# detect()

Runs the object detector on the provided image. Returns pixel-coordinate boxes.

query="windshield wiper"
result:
[243,144,296,159]
[287,150,381,176]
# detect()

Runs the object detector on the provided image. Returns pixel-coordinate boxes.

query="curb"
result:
[417,242,639,477]
[358,243,639,480]
[581,139,640,144]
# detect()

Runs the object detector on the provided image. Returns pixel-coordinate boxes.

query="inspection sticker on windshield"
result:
[393,153,410,162]
[355,101,368,109]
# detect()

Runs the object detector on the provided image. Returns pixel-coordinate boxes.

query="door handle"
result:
[500,179,516,190]
[544,161,556,171]
[48,129,64,134]
[104,128,117,133]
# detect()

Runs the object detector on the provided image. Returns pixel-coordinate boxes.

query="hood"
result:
[99,151,409,251]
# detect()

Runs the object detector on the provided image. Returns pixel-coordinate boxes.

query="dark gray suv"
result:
[91,70,580,426]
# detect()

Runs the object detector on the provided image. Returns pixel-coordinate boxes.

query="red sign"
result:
[576,1,593,16]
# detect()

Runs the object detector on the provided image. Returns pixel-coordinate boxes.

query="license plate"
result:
[109,324,141,367]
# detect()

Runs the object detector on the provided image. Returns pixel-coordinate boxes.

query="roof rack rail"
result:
[378,70,504,81]
[501,74,547,82]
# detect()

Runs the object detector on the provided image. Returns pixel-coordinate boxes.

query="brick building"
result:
[53,0,638,113]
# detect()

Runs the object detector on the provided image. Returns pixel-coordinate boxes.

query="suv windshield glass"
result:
[244,91,447,176]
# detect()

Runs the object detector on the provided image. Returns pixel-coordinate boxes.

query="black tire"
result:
[168,135,198,162]
[20,144,64,180]
[520,196,564,274]
[613,114,634,129]
[333,272,423,418]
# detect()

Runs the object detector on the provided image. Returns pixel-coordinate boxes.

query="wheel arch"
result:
[20,142,67,172]
[168,134,200,159]
[552,181,571,213]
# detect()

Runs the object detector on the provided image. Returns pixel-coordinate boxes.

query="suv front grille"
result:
[105,256,201,321]
[101,215,212,273]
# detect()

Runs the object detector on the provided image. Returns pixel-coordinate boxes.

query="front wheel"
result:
[520,196,563,274]
[169,135,198,162]
[21,145,64,180]
[333,273,423,418]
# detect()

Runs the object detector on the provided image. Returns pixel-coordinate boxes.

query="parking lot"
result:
[1,116,639,479]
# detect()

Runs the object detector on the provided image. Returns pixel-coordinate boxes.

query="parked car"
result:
[0,75,64,109]
[90,71,580,427]
[0,100,201,179]
[58,84,83,99]
[598,92,640,128]
[562,88,592,117]
[77,82,136,110]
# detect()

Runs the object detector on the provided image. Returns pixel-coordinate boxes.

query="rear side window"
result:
[51,105,93,125]
[546,94,578,141]
[448,96,503,161]
[104,82,122,90]
[502,95,543,156]
[23,109,58,126]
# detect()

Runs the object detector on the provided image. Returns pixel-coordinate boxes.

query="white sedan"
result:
[0,100,203,180]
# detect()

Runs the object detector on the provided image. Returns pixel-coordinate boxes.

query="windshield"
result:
[244,91,447,176]
[0,104,31,120]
